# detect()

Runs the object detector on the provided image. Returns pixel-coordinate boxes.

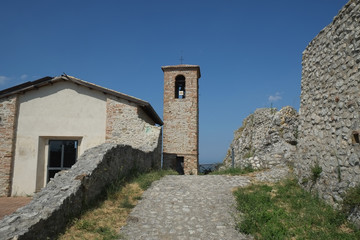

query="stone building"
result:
[162,65,200,175]
[0,75,163,196]
[295,0,360,207]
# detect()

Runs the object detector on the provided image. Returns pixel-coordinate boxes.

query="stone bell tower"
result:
[162,65,201,175]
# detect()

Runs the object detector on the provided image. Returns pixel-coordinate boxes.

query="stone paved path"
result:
[120,167,290,240]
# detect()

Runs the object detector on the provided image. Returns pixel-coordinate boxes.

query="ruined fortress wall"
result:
[0,143,160,240]
[223,107,298,170]
[295,0,360,206]
[0,95,18,196]
[224,108,275,169]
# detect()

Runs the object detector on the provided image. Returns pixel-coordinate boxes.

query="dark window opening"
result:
[47,140,78,182]
[353,132,360,144]
[175,75,186,99]
[175,156,184,175]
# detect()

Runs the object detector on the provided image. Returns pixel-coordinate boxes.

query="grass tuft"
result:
[342,184,360,214]
[120,195,135,209]
[234,178,360,239]
[134,169,177,190]
[311,163,322,182]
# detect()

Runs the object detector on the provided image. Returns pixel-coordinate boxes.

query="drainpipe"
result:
[231,147,235,168]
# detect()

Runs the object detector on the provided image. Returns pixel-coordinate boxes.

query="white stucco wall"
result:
[11,81,107,196]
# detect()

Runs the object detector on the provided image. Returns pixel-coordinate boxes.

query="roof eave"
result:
[0,75,163,126]
[141,104,164,126]
[59,75,164,125]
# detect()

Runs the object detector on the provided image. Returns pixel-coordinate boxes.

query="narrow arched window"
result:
[175,75,185,99]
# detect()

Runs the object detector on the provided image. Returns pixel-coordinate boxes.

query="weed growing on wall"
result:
[244,147,255,159]
[311,162,322,182]
[294,129,298,139]
[301,177,309,185]
[337,165,342,182]
[334,151,342,183]
[342,184,360,215]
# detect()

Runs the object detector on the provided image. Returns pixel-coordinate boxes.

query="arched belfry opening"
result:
[162,65,201,175]
[175,75,185,99]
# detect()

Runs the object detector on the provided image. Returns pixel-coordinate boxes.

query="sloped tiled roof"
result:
[0,75,163,125]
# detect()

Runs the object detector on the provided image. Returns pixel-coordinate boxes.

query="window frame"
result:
[47,139,78,182]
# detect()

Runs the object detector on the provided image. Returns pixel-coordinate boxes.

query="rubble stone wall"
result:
[106,96,162,157]
[223,106,298,170]
[0,95,18,196]
[0,143,160,240]
[295,0,360,207]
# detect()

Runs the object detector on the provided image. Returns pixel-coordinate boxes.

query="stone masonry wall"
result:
[162,66,200,175]
[0,95,18,196]
[223,107,298,169]
[106,96,162,165]
[295,0,360,210]
[0,143,161,240]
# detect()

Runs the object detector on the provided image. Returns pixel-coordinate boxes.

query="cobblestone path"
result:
[120,167,289,240]
[120,175,251,240]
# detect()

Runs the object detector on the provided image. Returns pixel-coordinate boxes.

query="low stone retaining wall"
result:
[0,143,160,240]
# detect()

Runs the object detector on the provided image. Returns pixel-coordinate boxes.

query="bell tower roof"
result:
[161,65,201,78]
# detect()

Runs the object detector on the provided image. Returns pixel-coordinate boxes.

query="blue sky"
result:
[0,0,348,164]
